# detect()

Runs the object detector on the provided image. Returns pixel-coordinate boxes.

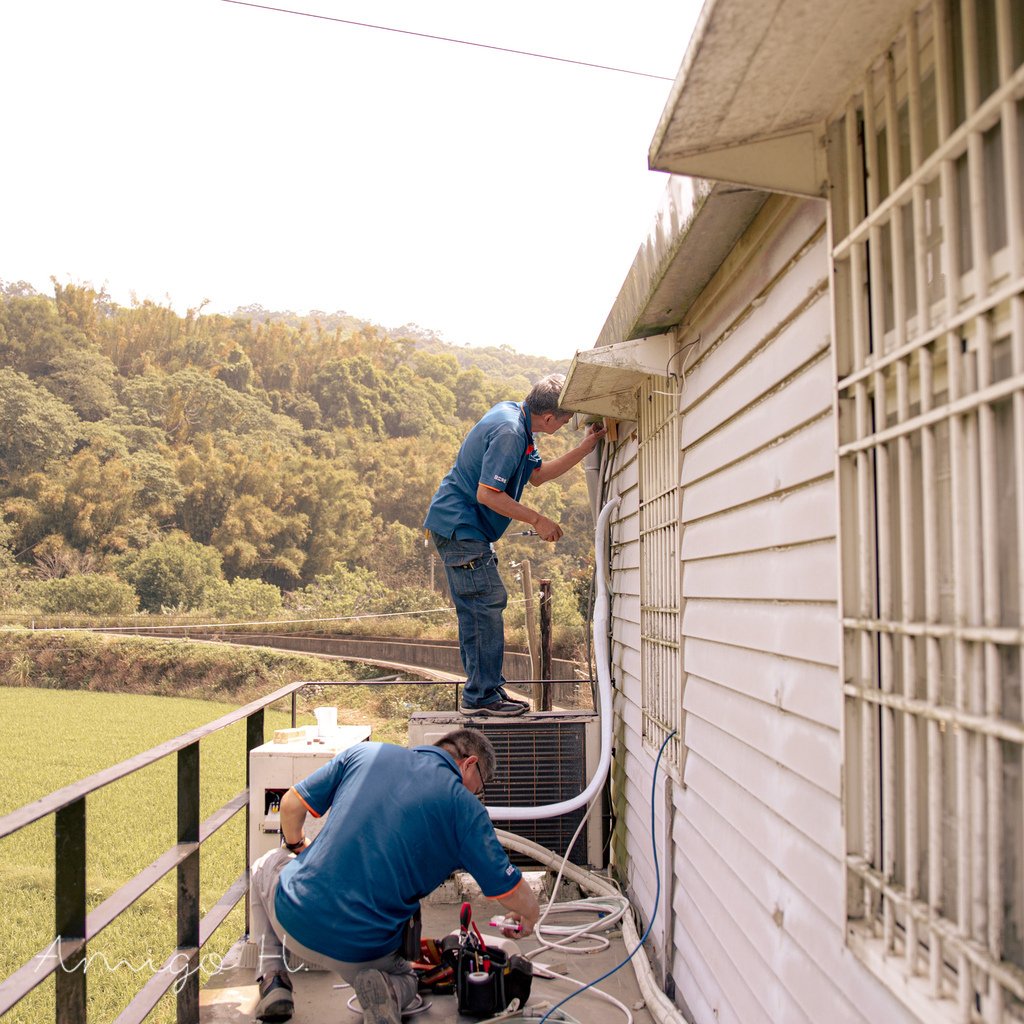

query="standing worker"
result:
[424,373,605,717]
[250,728,540,1024]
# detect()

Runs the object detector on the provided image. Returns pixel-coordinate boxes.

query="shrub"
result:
[297,563,386,618]
[25,573,139,615]
[204,578,283,620]
[118,533,223,612]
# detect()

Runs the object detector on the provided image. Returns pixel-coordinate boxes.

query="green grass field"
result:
[0,633,458,1023]
[1,687,391,1023]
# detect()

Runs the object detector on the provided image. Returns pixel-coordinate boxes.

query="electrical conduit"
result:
[485,496,620,821]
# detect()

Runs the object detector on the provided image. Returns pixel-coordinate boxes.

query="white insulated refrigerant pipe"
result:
[485,496,620,822]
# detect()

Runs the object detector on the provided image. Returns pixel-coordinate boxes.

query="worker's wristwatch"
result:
[283,835,306,852]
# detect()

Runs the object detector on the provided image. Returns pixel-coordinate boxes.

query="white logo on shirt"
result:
[493,474,507,484]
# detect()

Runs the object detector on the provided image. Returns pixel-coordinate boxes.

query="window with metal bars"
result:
[638,377,683,773]
[828,0,1024,1019]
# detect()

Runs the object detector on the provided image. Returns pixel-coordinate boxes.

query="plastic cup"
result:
[313,706,337,737]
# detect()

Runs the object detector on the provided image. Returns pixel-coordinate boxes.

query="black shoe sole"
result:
[256,999,293,1022]
[460,703,528,717]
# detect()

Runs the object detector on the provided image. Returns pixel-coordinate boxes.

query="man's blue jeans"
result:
[431,532,507,708]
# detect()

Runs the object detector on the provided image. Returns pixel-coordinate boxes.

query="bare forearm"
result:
[530,423,606,485]
[279,788,309,847]
[530,444,589,485]
[478,487,537,525]
[476,486,562,542]
[498,880,541,937]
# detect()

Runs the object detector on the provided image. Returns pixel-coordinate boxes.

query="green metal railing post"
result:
[55,797,87,1023]
[244,709,265,934]
[176,743,200,1023]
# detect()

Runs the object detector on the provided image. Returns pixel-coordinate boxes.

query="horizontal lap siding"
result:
[608,436,646,875]
[611,196,911,1023]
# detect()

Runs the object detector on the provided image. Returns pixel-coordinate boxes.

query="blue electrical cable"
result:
[538,728,678,1024]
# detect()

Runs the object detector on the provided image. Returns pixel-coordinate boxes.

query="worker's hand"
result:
[578,422,607,453]
[533,514,562,543]
[505,912,537,939]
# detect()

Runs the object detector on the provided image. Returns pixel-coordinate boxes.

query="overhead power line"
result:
[219,0,675,82]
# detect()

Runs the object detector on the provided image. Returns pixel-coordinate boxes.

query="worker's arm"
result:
[528,423,606,486]
[476,485,562,542]
[497,880,541,938]
[279,787,311,852]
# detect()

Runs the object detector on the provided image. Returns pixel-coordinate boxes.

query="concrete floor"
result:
[201,875,655,1024]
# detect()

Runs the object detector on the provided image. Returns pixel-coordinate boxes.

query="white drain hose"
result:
[494,830,687,1024]
[486,496,620,821]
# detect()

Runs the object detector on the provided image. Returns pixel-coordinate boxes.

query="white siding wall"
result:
[605,197,914,1024]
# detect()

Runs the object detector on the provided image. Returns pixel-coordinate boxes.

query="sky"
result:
[1,1,702,359]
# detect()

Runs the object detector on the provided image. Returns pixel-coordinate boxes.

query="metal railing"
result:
[0,679,316,1024]
[0,673,592,1022]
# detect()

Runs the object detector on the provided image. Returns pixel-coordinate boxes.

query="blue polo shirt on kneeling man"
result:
[424,401,543,543]
[274,743,522,963]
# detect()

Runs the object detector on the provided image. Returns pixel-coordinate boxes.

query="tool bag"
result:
[449,940,533,1018]
[411,904,533,1016]
[442,902,534,1018]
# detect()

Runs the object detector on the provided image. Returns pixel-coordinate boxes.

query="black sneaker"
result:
[255,971,293,1022]
[353,968,401,1024]
[497,686,530,708]
[460,699,528,717]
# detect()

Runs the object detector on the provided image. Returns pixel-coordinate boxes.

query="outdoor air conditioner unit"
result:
[408,711,604,869]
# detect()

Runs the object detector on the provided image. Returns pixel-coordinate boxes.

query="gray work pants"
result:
[248,848,419,1010]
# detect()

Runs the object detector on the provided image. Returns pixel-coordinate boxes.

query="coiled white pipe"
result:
[494,830,687,1024]
[486,496,621,821]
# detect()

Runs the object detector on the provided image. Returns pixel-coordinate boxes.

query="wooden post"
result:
[521,560,541,694]
[539,578,553,711]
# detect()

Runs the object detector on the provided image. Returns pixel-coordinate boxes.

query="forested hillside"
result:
[0,279,595,632]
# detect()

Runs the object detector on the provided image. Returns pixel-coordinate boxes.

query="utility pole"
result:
[521,560,541,691]
[539,578,553,711]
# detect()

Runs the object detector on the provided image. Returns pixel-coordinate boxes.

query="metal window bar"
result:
[832,0,1024,1019]
[638,377,682,771]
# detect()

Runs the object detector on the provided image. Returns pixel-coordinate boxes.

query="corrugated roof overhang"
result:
[649,0,918,196]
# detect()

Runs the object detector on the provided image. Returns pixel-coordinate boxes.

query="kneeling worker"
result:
[249,727,540,1024]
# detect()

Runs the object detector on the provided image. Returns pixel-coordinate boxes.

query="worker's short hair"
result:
[524,374,567,417]
[435,728,497,784]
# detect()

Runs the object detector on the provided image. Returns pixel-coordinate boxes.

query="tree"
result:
[118,533,223,611]
[0,293,89,376]
[0,518,22,609]
[52,280,112,345]
[453,367,493,422]
[288,454,378,582]
[5,448,147,556]
[309,357,384,433]
[42,348,119,421]
[0,368,82,475]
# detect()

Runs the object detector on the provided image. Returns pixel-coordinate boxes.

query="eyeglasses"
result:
[456,750,487,801]
[469,760,486,802]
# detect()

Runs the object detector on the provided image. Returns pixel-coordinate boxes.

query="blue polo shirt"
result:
[424,402,543,542]
[274,743,522,962]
